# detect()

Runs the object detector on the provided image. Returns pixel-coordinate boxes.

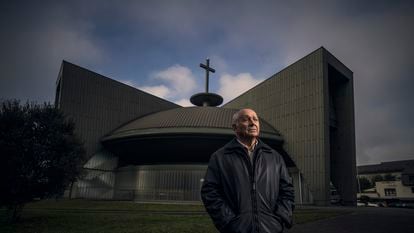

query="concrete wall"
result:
[56,61,180,199]
[325,50,357,205]
[67,150,118,199]
[224,47,356,205]
[114,165,207,202]
[289,168,314,204]
[55,61,180,158]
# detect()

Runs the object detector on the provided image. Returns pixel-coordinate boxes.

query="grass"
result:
[293,208,351,224]
[23,199,207,212]
[0,200,352,233]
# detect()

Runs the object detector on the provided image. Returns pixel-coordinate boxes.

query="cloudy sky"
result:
[1,0,413,165]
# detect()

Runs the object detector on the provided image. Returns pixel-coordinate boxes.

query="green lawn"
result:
[0,200,352,233]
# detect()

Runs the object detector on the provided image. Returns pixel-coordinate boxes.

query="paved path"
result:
[287,207,414,233]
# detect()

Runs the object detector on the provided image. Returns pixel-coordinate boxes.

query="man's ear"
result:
[232,124,237,131]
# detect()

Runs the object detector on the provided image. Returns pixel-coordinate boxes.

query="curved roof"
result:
[102,106,281,142]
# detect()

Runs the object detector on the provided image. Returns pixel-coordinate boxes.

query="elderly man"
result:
[201,108,294,233]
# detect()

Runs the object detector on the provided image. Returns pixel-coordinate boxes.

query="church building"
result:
[56,47,356,206]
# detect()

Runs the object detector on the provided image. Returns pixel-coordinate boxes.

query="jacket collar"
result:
[223,137,272,154]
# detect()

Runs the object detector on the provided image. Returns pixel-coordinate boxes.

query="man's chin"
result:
[245,133,259,138]
[247,131,259,136]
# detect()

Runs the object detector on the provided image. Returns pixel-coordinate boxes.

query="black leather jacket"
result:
[201,138,294,233]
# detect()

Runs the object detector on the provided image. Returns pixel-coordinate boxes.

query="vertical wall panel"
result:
[114,165,207,202]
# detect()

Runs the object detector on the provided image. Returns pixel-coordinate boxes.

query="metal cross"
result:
[200,58,215,93]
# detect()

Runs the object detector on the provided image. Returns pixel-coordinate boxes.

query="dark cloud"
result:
[1,0,413,164]
[0,1,107,102]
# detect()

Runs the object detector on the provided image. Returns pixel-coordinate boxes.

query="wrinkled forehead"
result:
[238,109,258,118]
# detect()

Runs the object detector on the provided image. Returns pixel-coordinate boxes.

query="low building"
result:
[357,160,414,202]
[376,180,414,199]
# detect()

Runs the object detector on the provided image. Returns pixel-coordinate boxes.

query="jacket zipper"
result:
[250,149,260,233]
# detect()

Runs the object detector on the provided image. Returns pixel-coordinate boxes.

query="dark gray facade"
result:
[225,47,356,205]
[56,61,179,157]
[56,47,356,205]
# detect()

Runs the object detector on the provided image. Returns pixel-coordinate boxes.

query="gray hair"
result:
[232,110,241,125]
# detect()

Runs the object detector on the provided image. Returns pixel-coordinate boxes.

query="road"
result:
[287,207,414,233]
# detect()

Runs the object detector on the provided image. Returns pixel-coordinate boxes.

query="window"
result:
[384,188,396,196]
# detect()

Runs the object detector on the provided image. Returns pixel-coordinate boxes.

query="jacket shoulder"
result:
[258,141,285,162]
[212,146,227,158]
[212,139,237,156]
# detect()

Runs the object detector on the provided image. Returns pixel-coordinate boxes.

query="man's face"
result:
[233,109,260,139]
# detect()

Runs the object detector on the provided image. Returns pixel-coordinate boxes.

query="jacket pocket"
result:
[223,215,241,233]
[260,211,284,233]
[223,213,252,233]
